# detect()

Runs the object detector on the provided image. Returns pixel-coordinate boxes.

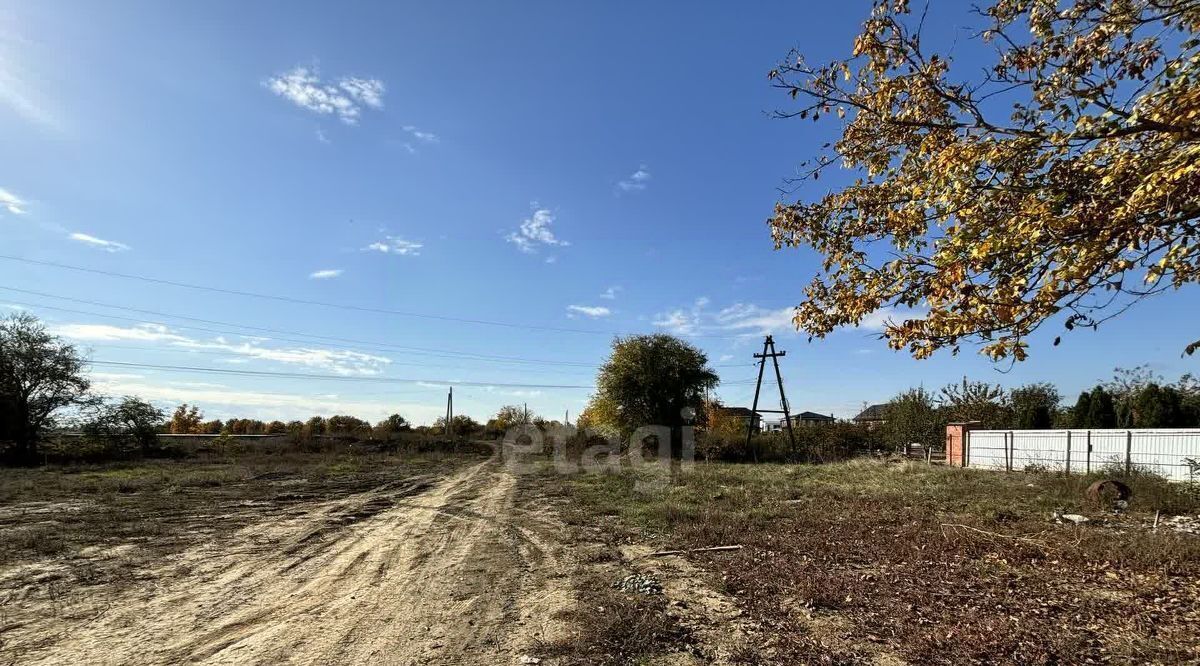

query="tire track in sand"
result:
[14,460,572,665]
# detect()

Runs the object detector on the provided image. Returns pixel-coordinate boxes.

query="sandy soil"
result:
[0,460,573,665]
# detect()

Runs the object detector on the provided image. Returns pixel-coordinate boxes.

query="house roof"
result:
[853,404,888,421]
[794,411,835,420]
[718,406,759,418]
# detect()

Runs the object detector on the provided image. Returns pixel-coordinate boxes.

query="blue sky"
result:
[2,1,1197,425]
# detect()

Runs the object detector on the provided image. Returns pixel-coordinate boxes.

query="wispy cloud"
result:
[616,165,651,193]
[0,187,26,215]
[859,307,921,331]
[309,269,343,279]
[86,373,439,424]
[402,125,438,143]
[712,303,796,335]
[264,66,385,125]
[68,232,130,252]
[507,207,568,254]
[56,322,391,376]
[599,286,621,300]
[566,305,611,319]
[0,37,60,130]
[364,236,423,256]
[652,299,919,338]
[652,299,795,337]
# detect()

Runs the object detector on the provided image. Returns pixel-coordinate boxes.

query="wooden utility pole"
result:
[746,335,796,461]
[445,387,453,437]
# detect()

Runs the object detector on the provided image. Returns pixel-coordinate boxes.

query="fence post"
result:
[1065,430,1072,474]
[1125,430,1133,476]
[1009,430,1016,472]
[1086,430,1092,473]
[964,428,971,468]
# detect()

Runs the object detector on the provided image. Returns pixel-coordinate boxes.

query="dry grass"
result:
[556,459,1200,664]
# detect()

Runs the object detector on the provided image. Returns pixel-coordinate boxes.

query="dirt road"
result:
[3,460,573,665]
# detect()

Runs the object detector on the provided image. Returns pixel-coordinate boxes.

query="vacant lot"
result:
[3,453,1199,665]
[551,459,1200,664]
[0,451,586,665]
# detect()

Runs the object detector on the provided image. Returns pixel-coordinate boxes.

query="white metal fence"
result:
[966,429,1200,482]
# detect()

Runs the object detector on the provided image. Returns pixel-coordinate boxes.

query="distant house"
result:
[852,404,888,428]
[718,406,762,433]
[790,411,836,427]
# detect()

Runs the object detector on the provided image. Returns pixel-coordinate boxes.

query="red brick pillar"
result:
[945,422,979,467]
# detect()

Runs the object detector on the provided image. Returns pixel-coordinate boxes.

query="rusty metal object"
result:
[1085,479,1132,508]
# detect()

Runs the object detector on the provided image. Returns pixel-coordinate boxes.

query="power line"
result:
[0,255,752,339]
[81,343,600,378]
[0,287,756,371]
[0,287,600,366]
[0,255,616,335]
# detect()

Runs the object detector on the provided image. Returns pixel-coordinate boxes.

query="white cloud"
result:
[55,322,391,376]
[600,286,621,300]
[652,299,796,337]
[506,208,568,254]
[264,66,385,125]
[652,300,921,339]
[617,165,651,193]
[364,236,423,256]
[87,373,440,424]
[68,232,130,252]
[0,187,27,215]
[712,303,796,335]
[0,40,60,130]
[309,269,343,279]
[859,307,920,331]
[402,125,438,143]
[338,77,384,109]
[651,297,709,336]
[566,305,611,319]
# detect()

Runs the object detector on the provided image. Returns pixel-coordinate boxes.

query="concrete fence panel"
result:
[964,428,1200,481]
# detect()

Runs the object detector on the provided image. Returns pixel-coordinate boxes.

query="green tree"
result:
[326,415,369,434]
[1070,391,1092,427]
[434,414,480,438]
[1178,374,1200,425]
[594,334,718,452]
[938,378,1010,428]
[1010,383,1061,429]
[83,396,165,457]
[374,414,410,440]
[0,313,92,464]
[768,1,1200,361]
[881,387,942,451]
[1086,386,1118,428]
[496,405,528,429]
[303,416,326,439]
[1132,384,1184,427]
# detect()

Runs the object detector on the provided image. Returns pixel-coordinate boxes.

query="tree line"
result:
[883,369,1200,451]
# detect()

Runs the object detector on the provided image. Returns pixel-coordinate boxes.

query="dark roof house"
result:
[790,411,836,425]
[852,404,888,425]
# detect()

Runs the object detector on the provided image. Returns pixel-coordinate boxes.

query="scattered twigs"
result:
[940,523,1052,548]
[645,545,744,558]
